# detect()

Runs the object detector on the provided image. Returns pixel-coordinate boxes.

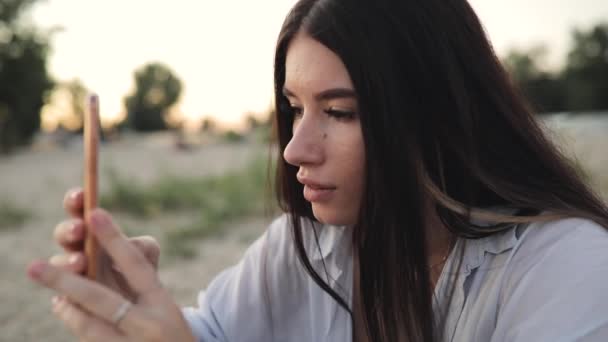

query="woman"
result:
[27,0,608,341]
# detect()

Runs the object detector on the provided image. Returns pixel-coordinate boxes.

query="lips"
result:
[297,175,336,202]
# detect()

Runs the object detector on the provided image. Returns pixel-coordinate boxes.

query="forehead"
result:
[284,32,354,94]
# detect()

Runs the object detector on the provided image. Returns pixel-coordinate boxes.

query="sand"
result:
[0,133,273,341]
[1,115,606,341]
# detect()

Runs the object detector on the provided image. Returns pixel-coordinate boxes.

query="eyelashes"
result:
[325,108,356,119]
[288,105,303,116]
[287,105,357,120]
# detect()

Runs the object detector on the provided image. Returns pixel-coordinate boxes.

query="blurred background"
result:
[0,0,606,340]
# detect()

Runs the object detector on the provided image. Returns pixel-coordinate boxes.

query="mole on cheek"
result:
[323,133,328,139]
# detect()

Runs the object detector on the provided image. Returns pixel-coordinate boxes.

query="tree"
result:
[244,111,262,132]
[562,23,608,111]
[503,46,566,113]
[64,78,88,132]
[41,78,89,132]
[124,62,182,131]
[0,0,54,153]
[201,117,217,133]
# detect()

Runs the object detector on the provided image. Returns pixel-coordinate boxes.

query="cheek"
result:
[316,129,364,226]
[347,145,366,200]
[332,125,366,194]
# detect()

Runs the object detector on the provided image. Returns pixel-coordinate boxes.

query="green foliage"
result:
[246,107,275,144]
[503,46,566,112]
[0,199,31,231]
[503,22,608,113]
[100,157,275,258]
[563,23,608,111]
[100,169,150,216]
[101,157,269,217]
[0,0,38,24]
[124,62,182,131]
[0,0,54,153]
[63,78,88,132]
[245,112,263,131]
[222,130,245,143]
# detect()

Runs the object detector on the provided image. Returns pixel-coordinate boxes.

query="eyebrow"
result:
[282,87,357,101]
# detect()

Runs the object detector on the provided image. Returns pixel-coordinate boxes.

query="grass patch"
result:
[101,156,276,259]
[222,130,245,143]
[0,199,31,231]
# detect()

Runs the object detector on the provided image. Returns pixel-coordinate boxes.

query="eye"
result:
[325,107,357,120]
[288,105,303,117]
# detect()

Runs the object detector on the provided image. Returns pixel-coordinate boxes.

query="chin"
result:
[312,205,355,226]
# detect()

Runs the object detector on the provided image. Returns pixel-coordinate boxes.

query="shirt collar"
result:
[461,208,522,272]
[305,210,521,273]
[458,227,518,273]
[309,223,349,261]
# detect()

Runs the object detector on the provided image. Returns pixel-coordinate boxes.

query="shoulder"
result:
[504,216,608,284]
[509,216,608,268]
[492,217,608,341]
[182,214,316,341]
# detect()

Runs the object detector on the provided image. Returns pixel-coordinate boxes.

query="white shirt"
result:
[182,214,608,341]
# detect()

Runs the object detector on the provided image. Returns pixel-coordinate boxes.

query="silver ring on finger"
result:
[111,300,133,328]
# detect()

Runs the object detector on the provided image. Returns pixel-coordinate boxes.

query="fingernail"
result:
[52,296,59,312]
[69,190,80,201]
[52,296,66,313]
[68,254,79,264]
[70,223,81,239]
[28,261,47,279]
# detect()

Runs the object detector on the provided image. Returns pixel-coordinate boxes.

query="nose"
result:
[283,114,325,167]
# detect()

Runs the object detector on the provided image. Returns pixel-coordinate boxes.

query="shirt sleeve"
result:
[181,215,294,342]
[491,218,608,342]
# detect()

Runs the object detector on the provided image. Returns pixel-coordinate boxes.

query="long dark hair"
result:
[272,0,608,341]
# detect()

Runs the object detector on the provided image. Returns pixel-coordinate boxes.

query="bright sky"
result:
[29,0,608,128]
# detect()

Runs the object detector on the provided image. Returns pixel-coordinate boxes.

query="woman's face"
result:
[283,32,365,226]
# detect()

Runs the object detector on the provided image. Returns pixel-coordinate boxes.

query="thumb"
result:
[129,236,161,269]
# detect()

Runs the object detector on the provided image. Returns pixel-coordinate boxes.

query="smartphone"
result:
[84,94,100,280]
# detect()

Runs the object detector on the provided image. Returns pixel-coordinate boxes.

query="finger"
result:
[54,219,85,252]
[29,261,125,321]
[110,237,160,276]
[49,252,86,274]
[63,188,84,218]
[28,261,146,337]
[52,296,127,342]
[129,236,160,269]
[88,209,161,295]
